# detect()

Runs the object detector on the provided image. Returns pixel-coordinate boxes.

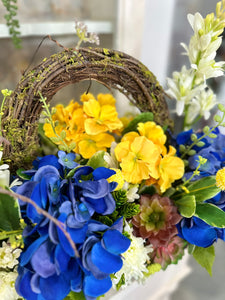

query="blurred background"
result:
[1,0,225,299]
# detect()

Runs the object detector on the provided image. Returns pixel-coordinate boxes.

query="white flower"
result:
[112,223,153,289]
[186,88,218,123]
[0,242,21,269]
[166,66,205,115]
[0,271,20,300]
[0,151,10,187]
[122,182,139,202]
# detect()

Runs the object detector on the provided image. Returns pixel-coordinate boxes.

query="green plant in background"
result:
[1,0,21,48]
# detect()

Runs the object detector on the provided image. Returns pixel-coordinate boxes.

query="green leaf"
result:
[122,112,154,134]
[175,195,196,218]
[0,192,21,231]
[64,291,86,300]
[195,203,225,228]
[87,151,108,169]
[192,245,215,276]
[186,176,220,202]
[16,168,32,180]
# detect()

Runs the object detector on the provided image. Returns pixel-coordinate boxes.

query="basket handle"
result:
[2,47,172,169]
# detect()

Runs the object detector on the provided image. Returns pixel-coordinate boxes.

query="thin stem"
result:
[0,187,80,258]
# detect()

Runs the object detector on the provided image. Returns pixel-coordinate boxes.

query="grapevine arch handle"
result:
[2,47,172,169]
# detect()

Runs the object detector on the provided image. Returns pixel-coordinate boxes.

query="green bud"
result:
[50,136,61,143]
[51,107,57,115]
[191,134,197,142]
[179,144,186,153]
[58,144,67,152]
[184,159,189,167]
[214,114,222,123]
[188,149,196,156]
[203,126,210,134]
[220,122,225,127]
[218,103,225,112]
[60,130,66,139]
[208,133,217,138]
[196,141,205,147]
[69,142,76,151]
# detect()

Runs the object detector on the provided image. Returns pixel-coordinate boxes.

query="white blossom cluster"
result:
[166,0,225,128]
[112,223,153,289]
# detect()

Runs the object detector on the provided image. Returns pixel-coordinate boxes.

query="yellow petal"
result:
[114,141,131,162]
[83,99,100,119]
[121,131,139,143]
[80,92,95,102]
[78,139,98,159]
[97,93,116,106]
[138,121,167,148]
[84,119,108,135]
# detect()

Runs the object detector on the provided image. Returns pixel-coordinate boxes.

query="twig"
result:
[0,187,80,258]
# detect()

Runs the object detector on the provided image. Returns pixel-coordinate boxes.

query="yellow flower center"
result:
[216,168,225,190]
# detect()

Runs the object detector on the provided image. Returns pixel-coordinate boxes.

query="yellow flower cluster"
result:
[44,93,123,159]
[114,122,184,192]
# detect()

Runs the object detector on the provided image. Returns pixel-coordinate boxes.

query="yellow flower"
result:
[157,146,184,193]
[78,133,115,159]
[138,121,167,153]
[107,168,125,190]
[97,93,116,106]
[216,167,225,190]
[80,92,95,102]
[83,98,123,135]
[115,136,161,184]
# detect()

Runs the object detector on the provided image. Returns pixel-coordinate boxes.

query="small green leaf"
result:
[58,144,67,151]
[50,136,61,143]
[87,151,108,169]
[195,203,225,228]
[122,112,154,134]
[187,176,220,202]
[60,130,67,139]
[192,245,215,276]
[16,168,32,180]
[64,291,86,300]
[0,192,21,231]
[175,195,196,218]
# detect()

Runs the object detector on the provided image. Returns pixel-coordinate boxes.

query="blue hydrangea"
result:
[15,152,130,300]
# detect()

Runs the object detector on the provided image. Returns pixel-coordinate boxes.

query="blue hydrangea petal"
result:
[102,229,131,255]
[79,179,109,199]
[111,217,123,232]
[39,274,70,300]
[92,167,115,180]
[54,244,70,273]
[181,222,217,247]
[87,220,109,234]
[20,235,48,267]
[34,166,60,183]
[84,274,112,298]
[16,181,38,206]
[73,166,93,179]
[67,259,82,292]
[91,242,123,273]
[30,273,41,294]
[38,155,61,170]
[16,271,39,299]
[31,241,56,278]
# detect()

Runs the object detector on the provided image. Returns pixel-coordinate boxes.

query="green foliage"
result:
[0,191,21,231]
[186,176,220,202]
[87,151,108,169]
[175,195,196,218]
[64,291,86,300]
[192,245,215,276]
[144,263,161,277]
[116,273,125,291]
[195,203,225,228]
[122,112,154,134]
[113,189,127,206]
[16,168,32,180]
[119,202,140,219]
[2,0,21,48]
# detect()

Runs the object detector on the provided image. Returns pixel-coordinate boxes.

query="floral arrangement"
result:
[1,1,225,300]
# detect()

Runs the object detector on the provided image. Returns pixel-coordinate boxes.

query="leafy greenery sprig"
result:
[1,0,21,48]
[39,92,76,153]
[179,103,225,159]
